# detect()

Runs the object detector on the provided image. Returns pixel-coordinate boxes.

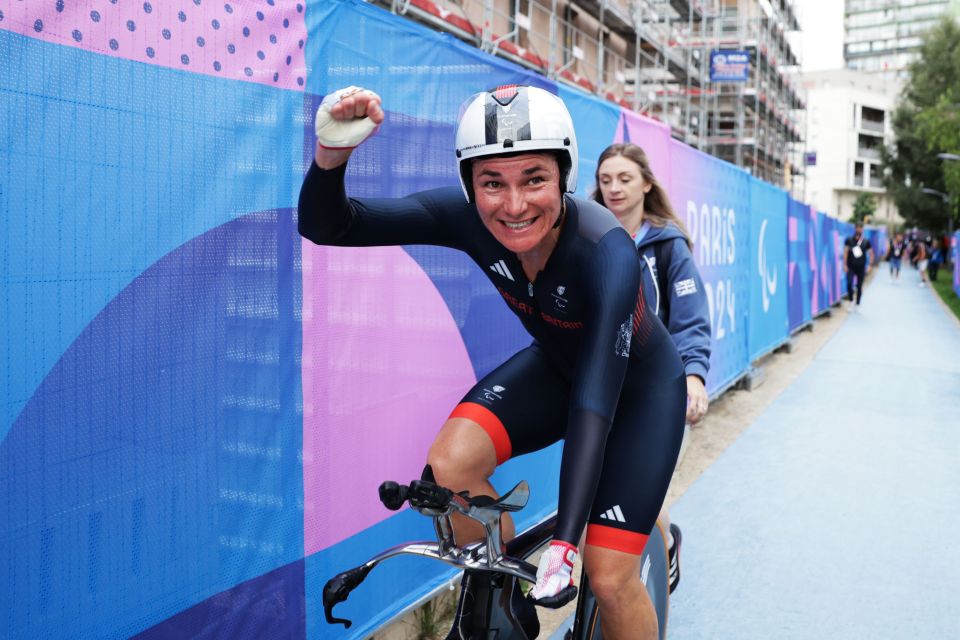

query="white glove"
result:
[530,541,578,602]
[314,86,381,149]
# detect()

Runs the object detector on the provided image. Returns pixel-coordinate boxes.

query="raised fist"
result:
[314,86,383,149]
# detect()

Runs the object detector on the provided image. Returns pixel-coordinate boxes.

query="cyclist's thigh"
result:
[585,338,687,554]
[449,343,569,465]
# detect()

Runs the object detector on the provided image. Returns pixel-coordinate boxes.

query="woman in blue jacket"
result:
[593,142,712,593]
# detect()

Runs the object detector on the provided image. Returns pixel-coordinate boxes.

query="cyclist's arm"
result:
[553,229,641,546]
[298,161,457,248]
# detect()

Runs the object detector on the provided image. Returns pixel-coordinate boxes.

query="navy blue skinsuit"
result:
[299,162,686,551]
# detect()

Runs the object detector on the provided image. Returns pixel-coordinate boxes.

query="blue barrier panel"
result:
[558,84,622,197]
[669,141,751,394]
[821,213,838,307]
[831,217,853,302]
[954,232,960,296]
[813,212,832,313]
[0,25,308,640]
[787,198,813,330]
[869,227,888,269]
[747,177,789,359]
[835,219,862,302]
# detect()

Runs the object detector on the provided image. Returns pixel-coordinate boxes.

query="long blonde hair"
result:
[592,143,692,249]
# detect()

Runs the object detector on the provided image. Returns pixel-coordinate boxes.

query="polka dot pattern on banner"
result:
[4,0,308,90]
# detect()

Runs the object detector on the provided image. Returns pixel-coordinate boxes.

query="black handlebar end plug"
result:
[323,563,374,628]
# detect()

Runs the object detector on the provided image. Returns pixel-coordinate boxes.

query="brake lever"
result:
[322,563,374,628]
[408,479,453,510]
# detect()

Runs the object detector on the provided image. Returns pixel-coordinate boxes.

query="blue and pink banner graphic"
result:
[0,0,879,638]
[953,232,960,297]
[670,141,751,392]
[748,178,789,359]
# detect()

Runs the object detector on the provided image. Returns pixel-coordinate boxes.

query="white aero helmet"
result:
[455,85,579,202]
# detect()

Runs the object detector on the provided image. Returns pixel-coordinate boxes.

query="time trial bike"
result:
[323,466,670,639]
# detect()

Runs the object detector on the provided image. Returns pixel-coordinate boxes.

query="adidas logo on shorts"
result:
[600,505,626,523]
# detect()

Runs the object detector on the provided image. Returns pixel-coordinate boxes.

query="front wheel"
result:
[568,520,670,640]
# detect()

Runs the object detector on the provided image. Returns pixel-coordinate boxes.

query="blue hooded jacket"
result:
[634,221,712,383]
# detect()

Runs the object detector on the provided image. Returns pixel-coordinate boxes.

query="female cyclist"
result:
[299,85,686,639]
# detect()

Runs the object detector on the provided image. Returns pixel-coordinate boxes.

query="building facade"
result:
[844,0,959,78]
[373,0,806,195]
[801,69,901,225]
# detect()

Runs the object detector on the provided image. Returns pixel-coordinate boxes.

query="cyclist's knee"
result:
[427,418,498,486]
[584,547,643,607]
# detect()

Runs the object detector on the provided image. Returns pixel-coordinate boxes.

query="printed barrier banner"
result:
[812,211,832,313]
[747,177,789,359]
[0,0,856,638]
[831,217,853,301]
[787,198,814,331]
[2,4,311,640]
[558,84,621,197]
[618,107,674,189]
[954,233,960,296]
[670,141,751,394]
[865,227,889,272]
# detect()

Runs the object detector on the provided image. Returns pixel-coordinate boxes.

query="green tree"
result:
[883,16,960,233]
[851,192,877,223]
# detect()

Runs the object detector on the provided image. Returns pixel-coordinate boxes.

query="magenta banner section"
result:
[618,108,673,187]
[300,244,477,555]
[0,0,308,88]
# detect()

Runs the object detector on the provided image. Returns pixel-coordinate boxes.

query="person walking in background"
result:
[928,238,944,282]
[593,142,712,595]
[843,222,874,311]
[886,232,905,281]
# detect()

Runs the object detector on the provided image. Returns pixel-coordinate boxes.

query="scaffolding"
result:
[379,0,806,196]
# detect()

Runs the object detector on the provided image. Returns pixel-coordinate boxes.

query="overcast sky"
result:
[791,0,845,71]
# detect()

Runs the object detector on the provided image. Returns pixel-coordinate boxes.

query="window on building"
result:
[869,163,883,188]
[847,41,871,54]
[853,161,865,187]
[858,133,882,160]
[861,105,885,133]
[900,36,922,49]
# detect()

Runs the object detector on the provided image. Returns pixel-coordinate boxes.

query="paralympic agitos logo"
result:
[758,219,778,312]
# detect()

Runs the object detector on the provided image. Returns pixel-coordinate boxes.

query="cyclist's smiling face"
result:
[597,155,651,221]
[472,153,563,256]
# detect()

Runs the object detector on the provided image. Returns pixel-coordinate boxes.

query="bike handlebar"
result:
[323,475,554,628]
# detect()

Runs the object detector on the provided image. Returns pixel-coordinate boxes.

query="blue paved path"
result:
[668,268,960,638]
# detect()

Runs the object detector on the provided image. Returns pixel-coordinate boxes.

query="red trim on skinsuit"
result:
[586,524,650,555]
[448,402,512,464]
